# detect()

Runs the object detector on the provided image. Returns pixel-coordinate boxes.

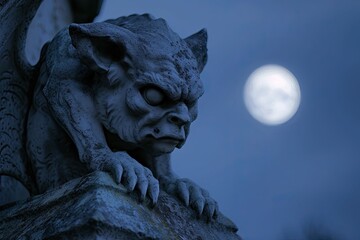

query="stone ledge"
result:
[0,171,241,239]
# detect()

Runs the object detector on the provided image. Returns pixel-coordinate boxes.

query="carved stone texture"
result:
[0,0,104,207]
[1,0,240,236]
[0,0,42,202]
[1,0,85,204]
[0,171,241,240]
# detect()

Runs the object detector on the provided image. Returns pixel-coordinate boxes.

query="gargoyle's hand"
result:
[160,176,218,221]
[91,151,159,205]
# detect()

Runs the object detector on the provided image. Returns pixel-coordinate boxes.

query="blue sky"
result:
[97,1,360,239]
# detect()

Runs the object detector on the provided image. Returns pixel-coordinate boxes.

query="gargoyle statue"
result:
[0,0,218,220]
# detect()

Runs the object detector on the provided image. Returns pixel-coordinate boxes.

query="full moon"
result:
[244,65,301,125]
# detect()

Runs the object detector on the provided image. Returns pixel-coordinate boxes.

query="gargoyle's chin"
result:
[152,141,177,154]
[145,145,176,156]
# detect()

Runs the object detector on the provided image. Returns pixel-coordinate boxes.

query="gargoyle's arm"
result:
[41,27,116,165]
[44,72,107,164]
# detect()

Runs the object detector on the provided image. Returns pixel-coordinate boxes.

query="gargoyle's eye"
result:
[142,87,165,106]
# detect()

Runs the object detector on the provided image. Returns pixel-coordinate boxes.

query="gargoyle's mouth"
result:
[157,137,182,145]
[146,135,185,144]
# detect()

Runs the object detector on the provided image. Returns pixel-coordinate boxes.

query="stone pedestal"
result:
[0,171,241,239]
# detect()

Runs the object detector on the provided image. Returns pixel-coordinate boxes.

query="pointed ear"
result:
[69,23,127,73]
[184,28,208,73]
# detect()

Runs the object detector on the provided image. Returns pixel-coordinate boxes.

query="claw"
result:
[177,181,190,206]
[137,179,148,202]
[204,202,216,222]
[112,164,123,184]
[189,185,206,216]
[123,169,137,192]
[148,178,159,206]
[192,198,205,217]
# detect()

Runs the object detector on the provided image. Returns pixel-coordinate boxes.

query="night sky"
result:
[97,1,360,239]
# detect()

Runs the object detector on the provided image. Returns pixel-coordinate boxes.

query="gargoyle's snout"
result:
[167,103,190,127]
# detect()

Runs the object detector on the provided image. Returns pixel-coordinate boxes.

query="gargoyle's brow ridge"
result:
[135,70,204,103]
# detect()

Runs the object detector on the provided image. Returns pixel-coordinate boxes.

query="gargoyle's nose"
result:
[167,103,190,126]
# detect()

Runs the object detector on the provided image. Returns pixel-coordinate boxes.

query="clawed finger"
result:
[203,201,216,221]
[148,178,159,206]
[192,198,205,217]
[190,186,205,216]
[110,163,123,185]
[177,181,190,206]
[122,166,137,192]
[136,178,148,202]
[134,167,150,202]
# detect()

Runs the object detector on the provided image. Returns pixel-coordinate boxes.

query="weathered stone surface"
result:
[0,171,241,239]
[0,0,104,204]
[1,1,242,238]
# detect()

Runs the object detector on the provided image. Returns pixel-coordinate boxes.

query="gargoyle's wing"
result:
[0,0,43,194]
